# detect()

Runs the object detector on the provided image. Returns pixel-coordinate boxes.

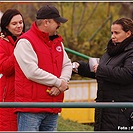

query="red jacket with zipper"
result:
[0,34,17,131]
[15,22,64,113]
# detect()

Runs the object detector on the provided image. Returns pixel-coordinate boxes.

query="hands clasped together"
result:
[47,79,69,96]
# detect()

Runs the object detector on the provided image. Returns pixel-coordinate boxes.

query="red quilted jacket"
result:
[0,34,17,131]
[14,22,64,113]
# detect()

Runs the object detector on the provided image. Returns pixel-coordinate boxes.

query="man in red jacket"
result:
[14,5,72,131]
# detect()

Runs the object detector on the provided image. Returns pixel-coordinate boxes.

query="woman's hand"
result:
[93,64,99,73]
[72,62,79,73]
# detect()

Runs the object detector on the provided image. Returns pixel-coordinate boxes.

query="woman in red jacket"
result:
[0,9,25,131]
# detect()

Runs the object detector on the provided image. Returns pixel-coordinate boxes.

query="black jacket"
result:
[77,40,133,131]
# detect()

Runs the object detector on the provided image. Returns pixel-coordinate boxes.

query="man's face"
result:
[47,19,61,36]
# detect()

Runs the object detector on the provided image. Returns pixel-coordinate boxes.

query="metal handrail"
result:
[65,47,90,60]
[0,102,133,108]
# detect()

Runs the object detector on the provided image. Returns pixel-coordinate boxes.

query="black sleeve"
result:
[77,61,96,79]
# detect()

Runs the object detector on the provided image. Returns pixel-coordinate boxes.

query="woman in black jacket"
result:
[72,17,133,131]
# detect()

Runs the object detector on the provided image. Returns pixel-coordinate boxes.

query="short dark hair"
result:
[0,9,25,36]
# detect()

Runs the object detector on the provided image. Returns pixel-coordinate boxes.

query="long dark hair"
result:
[0,9,25,40]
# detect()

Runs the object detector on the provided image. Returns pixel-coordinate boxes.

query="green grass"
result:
[57,116,94,131]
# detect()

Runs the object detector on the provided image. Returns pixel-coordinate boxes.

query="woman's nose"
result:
[16,23,21,27]
[111,34,115,39]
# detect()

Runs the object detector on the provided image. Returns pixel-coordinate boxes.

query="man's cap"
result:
[36,5,68,23]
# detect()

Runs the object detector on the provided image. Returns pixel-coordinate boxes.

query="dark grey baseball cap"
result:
[36,5,68,23]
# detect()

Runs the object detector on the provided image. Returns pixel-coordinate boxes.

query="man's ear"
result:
[43,19,50,26]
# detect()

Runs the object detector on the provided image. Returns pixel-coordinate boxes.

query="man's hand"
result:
[58,80,69,92]
[47,87,61,96]
[46,80,69,96]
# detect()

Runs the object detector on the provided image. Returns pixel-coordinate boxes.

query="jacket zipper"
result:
[106,57,112,65]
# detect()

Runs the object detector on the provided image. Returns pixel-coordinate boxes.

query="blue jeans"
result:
[17,112,58,131]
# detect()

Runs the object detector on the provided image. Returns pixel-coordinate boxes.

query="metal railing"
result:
[65,47,90,60]
[0,102,133,108]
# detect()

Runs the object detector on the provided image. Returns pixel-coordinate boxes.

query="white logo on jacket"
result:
[56,46,62,52]
[0,74,3,78]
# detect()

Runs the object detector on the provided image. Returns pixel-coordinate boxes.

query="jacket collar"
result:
[31,22,50,43]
